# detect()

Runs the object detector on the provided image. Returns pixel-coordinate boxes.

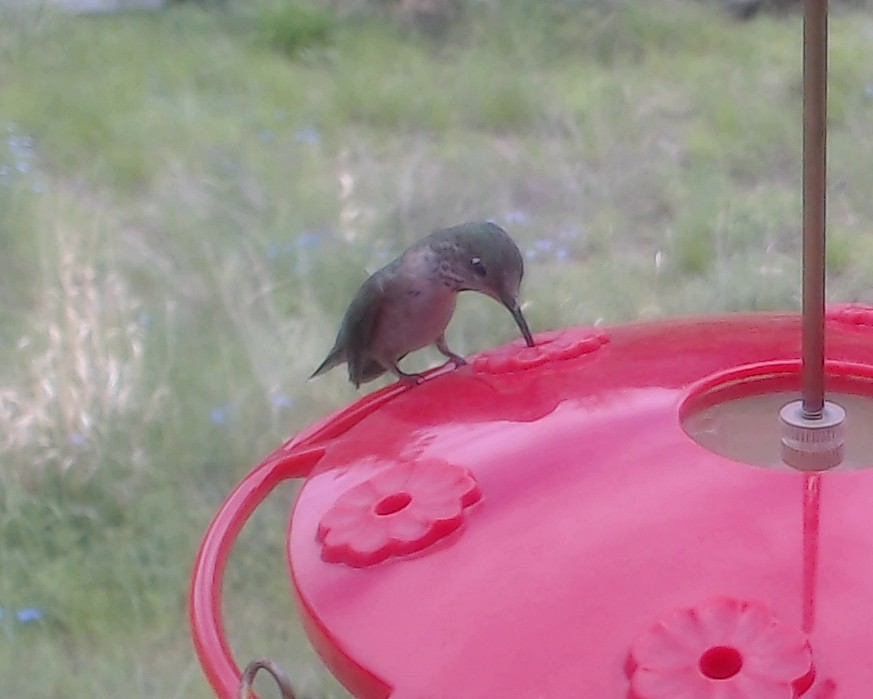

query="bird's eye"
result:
[471,257,487,277]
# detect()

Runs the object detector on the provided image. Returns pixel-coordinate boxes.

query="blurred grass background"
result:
[1,0,873,696]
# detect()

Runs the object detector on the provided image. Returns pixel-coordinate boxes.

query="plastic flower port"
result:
[826,303,873,330]
[316,458,481,567]
[472,327,609,374]
[628,598,815,699]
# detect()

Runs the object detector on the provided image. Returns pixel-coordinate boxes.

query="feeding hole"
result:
[699,646,743,680]
[374,492,412,516]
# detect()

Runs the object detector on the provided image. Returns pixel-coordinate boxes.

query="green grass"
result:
[2,0,873,696]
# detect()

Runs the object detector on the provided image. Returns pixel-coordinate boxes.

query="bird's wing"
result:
[343,275,390,387]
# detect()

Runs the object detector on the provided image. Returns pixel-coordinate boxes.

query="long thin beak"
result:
[506,300,535,347]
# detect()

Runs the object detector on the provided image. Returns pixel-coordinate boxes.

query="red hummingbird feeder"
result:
[190,2,873,697]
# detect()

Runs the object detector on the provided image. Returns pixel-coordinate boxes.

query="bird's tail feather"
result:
[309,348,344,380]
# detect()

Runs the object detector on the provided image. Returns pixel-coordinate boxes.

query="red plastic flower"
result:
[628,598,815,699]
[827,303,873,329]
[472,328,609,374]
[317,458,481,567]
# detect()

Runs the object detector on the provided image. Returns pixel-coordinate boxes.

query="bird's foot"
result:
[435,354,467,373]
[448,353,467,367]
[434,335,466,368]
[396,372,425,386]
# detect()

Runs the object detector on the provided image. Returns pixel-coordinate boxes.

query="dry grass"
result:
[0,200,166,488]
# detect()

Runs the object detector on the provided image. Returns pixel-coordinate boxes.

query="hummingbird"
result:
[310,221,536,388]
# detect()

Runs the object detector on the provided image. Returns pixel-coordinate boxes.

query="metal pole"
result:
[781,0,843,471]
[801,0,827,420]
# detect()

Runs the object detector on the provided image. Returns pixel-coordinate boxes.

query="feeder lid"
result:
[286,308,873,698]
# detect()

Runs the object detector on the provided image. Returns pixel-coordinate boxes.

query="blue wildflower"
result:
[266,241,300,260]
[16,608,44,623]
[271,393,295,410]
[295,126,321,145]
[210,404,231,426]
[504,209,530,226]
[266,243,282,260]
[297,231,323,248]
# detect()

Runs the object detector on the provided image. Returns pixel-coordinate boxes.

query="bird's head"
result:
[437,221,535,347]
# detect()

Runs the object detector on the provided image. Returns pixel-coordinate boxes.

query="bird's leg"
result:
[435,334,467,367]
[385,360,425,385]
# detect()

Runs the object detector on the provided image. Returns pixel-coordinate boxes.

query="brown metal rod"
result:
[802,0,828,420]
